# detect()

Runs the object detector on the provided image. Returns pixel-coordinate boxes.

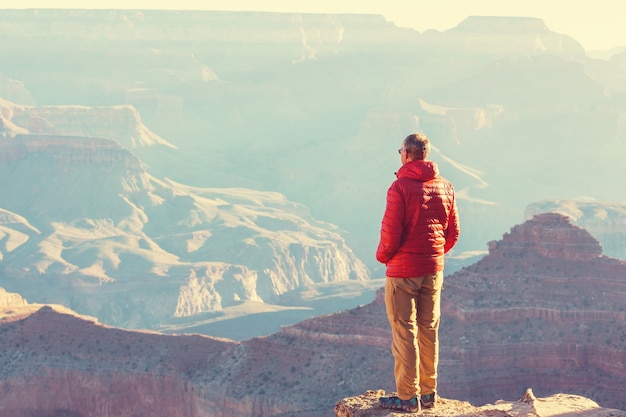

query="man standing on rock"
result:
[376,132,460,413]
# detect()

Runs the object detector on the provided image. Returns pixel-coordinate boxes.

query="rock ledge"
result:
[335,388,626,417]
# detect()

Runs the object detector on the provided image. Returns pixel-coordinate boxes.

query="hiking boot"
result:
[379,395,420,413]
[420,392,437,409]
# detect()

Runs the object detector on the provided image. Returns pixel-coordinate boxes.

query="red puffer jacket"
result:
[376,159,460,278]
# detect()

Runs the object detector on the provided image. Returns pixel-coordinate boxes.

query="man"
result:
[376,133,460,413]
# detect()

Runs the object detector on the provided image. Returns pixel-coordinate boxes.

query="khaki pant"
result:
[385,272,443,399]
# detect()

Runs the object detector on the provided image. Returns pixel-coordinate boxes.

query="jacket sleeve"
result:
[376,182,406,264]
[443,193,460,254]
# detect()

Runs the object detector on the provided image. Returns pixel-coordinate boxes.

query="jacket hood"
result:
[396,159,439,181]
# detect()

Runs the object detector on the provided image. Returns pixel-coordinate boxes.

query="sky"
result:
[2,0,626,51]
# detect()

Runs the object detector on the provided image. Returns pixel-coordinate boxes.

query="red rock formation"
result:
[487,212,603,260]
[439,213,626,408]
[2,214,626,416]
[248,213,626,411]
[525,199,626,261]
[0,97,175,150]
[0,303,233,417]
[1,300,358,417]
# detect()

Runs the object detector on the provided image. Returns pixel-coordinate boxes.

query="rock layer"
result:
[1,214,626,416]
[0,126,369,330]
[439,214,626,408]
[526,199,626,260]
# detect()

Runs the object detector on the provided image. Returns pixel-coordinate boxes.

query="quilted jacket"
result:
[376,159,460,278]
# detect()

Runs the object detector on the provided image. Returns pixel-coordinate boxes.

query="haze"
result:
[5,0,626,51]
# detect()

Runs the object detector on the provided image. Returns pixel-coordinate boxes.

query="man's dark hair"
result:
[403,133,430,160]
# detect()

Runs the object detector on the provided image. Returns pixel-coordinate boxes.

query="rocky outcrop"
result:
[0,287,27,307]
[335,389,626,417]
[335,388,626,417]
[526,199,626,261]
[487,212,602,260]
[439,213,626,409]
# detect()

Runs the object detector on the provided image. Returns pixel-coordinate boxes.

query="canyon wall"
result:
[3,10,626,273]
[1,213,625,416]
[1,9,626,416]
[0,123,369,330]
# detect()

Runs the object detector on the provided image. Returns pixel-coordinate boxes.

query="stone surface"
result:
[334,389,626,417]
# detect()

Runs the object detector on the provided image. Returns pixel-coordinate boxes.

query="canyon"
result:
[1,10,626,273]
[1,213,624,416]
[0,124,369,331]
[0,8,625,416]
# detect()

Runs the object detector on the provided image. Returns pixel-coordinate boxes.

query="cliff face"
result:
[441,16,586,57]
[0,134,144,169]
[0,9,390,41]
[0,98,175,149]
[1,213,625,416]
[0,123,369,331]
[0,287,27,307]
